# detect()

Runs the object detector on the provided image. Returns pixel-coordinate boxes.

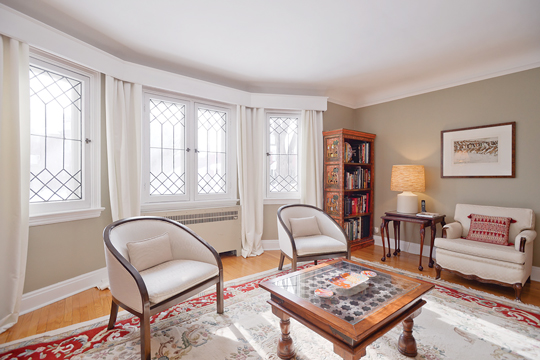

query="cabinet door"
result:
[324,192,342,218]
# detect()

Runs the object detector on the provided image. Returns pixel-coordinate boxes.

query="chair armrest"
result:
[105,247,147,313]
[514,230,537,252]
[442,222,462,239]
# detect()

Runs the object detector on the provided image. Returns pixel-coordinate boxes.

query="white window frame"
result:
[141,88,237,212]
[28,48,102,226]
[264,111,301,202]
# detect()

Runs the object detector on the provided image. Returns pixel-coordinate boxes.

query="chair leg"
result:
[216,276,224,314]
[107,300,119,330]
[292,258,297,272]
[513,283,523,302]
[435,263,442,280]
[278,252,285,270]
[140,311,151,360]
[314,260,318,266]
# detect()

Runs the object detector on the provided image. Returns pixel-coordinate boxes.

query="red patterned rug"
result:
[1,258,539,359]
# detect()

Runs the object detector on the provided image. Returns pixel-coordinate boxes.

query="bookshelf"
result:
[323,129,376,250]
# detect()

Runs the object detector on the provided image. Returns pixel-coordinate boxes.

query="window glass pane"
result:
[149,98,186,195]
[268,116,298,193]
[29,65,83,203]
[197,107,227,194]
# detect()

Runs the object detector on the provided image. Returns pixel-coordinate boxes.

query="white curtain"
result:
[105,76,142,221]
[237,105,265,258]
[0,36,30,334]
[300,110,324,208]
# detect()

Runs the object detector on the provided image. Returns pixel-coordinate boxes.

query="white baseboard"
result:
[262,239,280,251]
[21,267,109,315]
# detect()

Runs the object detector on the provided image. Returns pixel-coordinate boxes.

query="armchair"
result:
[277,204,351,271]
[103,216,223,360]
[434,204,536,300]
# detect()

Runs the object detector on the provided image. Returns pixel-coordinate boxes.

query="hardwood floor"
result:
[1,245,539,345]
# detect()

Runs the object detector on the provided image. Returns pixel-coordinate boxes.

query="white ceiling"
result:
[2,0,540,108]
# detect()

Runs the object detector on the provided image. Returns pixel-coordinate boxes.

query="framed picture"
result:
[441,122,515,178]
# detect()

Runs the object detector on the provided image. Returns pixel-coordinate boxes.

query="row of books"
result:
[344,194,370,216]
[345,168,371,190]
[359,142,370,164]
[344,216,370,241]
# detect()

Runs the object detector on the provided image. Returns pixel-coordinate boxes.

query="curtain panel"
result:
[236,105,265,258]
[0,35,30,334]
[105,76,142,221]
[300,110,323,208]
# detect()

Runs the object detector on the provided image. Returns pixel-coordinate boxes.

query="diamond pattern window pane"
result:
[268,116,298,193]
[197,107,227,194]
[149,99,186,195]
[29,65,83,203]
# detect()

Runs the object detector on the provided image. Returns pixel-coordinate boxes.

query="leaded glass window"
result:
[29,65,83,202]
[149,98,186,195]
[197,106,227,194]
[268,116,298,193]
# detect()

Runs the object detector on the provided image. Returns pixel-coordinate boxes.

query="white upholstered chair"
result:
[434,204,536,301]
[277,204,351,271]
[103,216,223,360]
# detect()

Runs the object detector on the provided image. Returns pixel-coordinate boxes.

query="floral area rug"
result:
[1,258,540,360]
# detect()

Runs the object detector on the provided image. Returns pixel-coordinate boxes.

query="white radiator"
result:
[147,206,242,255]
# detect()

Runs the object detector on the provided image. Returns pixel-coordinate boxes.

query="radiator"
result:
[146,206,242,255]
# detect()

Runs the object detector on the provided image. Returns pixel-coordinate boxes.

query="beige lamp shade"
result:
[390,165,425,213]
[390,165,426,193]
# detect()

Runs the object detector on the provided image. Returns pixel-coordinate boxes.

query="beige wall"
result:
[261,102,358,240]
[24,76,113,293]
[353,67,540,266]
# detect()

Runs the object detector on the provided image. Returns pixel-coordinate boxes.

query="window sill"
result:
[141,199,239,213]
[29,208,105,227]
[263,198,300,205]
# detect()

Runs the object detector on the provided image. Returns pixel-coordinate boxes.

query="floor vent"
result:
[165,210,239,225]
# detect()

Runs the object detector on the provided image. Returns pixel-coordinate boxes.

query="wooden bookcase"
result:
[323,129,376,250]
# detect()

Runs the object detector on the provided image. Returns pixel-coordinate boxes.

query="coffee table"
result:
[260,259,434,360]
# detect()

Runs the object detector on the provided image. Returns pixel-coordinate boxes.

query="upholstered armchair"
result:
[434,204,536,301]
[277,204,351,271]
[103,216,224,360]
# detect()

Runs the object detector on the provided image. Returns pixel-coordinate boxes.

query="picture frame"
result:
[441,122,515,178]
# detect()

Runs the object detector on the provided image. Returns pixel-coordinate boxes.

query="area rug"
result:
[1,258,539,360]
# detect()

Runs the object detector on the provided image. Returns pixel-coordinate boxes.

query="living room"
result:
[1,1,539,359]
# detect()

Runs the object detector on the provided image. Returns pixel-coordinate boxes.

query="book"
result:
[416,212,440,218]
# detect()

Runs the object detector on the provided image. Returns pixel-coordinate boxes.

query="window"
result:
[142,90,236,210]
[266,113,300,199]
[28,49,101,225]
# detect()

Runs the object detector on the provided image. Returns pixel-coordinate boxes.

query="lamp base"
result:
[396,192,418,213]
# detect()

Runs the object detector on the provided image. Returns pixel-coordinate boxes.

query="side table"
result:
[380,211,446,271]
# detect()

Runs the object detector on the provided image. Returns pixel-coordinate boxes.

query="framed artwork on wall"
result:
[441,122,515,178]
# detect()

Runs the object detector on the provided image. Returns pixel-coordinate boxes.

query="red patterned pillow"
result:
[466,214,512,245]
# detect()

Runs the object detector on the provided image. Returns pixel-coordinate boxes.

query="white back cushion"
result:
[127,232,173,271]
[289,216,322,238]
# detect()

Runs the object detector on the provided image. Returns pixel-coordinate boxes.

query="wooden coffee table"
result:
[260,259,434,360]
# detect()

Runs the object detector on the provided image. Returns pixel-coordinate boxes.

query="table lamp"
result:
[390,165,425,213]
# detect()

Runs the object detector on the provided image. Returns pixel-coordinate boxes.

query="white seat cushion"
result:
[294,235,347,256]
[435,237,526,264]
[139,259,219,304]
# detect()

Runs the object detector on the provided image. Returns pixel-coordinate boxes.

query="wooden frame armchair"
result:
[277,204,351,271]
[103,216,223,360]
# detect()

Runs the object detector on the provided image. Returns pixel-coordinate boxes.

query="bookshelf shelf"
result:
[323,128,376,250]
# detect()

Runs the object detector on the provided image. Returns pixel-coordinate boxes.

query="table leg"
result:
[393,221,400,256]
[380,220,387,262]
[428,222,436,268]
[418,224,425,271]
[385,221,392,258]
[398,315,418,357]
[277,315,295,359]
